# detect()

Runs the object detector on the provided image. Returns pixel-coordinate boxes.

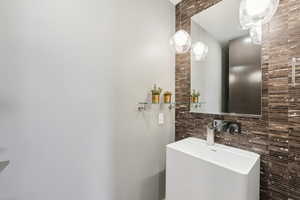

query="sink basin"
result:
[0,160,9,173]
[166,137,260,200]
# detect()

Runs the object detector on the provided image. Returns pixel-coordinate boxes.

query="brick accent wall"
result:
[175,0,300,199]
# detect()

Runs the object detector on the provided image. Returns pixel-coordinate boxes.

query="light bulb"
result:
[170,30,192,54]
[191,42,208,61]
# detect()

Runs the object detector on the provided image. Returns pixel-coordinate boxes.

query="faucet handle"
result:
[226,122,241,134]
[212,120,241,134]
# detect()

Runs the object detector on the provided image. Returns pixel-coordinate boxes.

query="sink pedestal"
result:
[166,137,260,200]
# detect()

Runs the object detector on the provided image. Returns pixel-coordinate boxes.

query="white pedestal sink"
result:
[166,137,260,200]
[0,160,9,173]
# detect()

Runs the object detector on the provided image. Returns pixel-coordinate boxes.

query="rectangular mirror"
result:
[190,0,262,117]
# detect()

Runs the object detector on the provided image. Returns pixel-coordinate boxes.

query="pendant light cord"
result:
[179,2,182,30]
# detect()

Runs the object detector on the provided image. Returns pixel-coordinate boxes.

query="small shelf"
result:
[138,102,206,105]
[137,101,206,111]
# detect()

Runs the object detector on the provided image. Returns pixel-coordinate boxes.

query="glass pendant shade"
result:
[250,25,262,45]
[239,0,279,29]
[170,30,192,54]
[192,42,208,61]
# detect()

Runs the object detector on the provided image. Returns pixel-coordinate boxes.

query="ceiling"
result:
[168,0,181,5]
[191,0,248,44]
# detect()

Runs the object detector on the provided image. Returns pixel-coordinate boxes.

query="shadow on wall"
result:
[111,103,174,200]
[140,170,166,200]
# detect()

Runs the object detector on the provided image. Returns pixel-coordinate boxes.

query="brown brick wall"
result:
[175,0,300,199]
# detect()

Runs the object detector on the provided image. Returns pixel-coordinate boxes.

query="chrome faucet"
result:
[206,122,215,145]
[207,120,241,145]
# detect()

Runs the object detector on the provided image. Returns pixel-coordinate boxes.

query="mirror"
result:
[190,0,262,116]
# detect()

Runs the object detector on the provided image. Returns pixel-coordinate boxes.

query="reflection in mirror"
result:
[190,0,261,116]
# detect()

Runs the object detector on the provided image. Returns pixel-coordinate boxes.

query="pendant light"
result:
[239,0,279,29]
[170,2,192,54]
[191,41,208,61]
[240,0,279,45]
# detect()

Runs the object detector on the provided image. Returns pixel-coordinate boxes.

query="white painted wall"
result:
[0,0,175,200]
[191,21,222,113]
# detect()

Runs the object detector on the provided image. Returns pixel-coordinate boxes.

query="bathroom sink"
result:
[166,137,260,200]
[0,160,9,173]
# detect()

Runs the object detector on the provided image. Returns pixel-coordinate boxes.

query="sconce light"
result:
[239,0,279,44]
[191,41,208,61]
[170,30,192,54]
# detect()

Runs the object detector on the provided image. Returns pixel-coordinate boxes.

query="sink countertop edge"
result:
[167,137,260,175]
